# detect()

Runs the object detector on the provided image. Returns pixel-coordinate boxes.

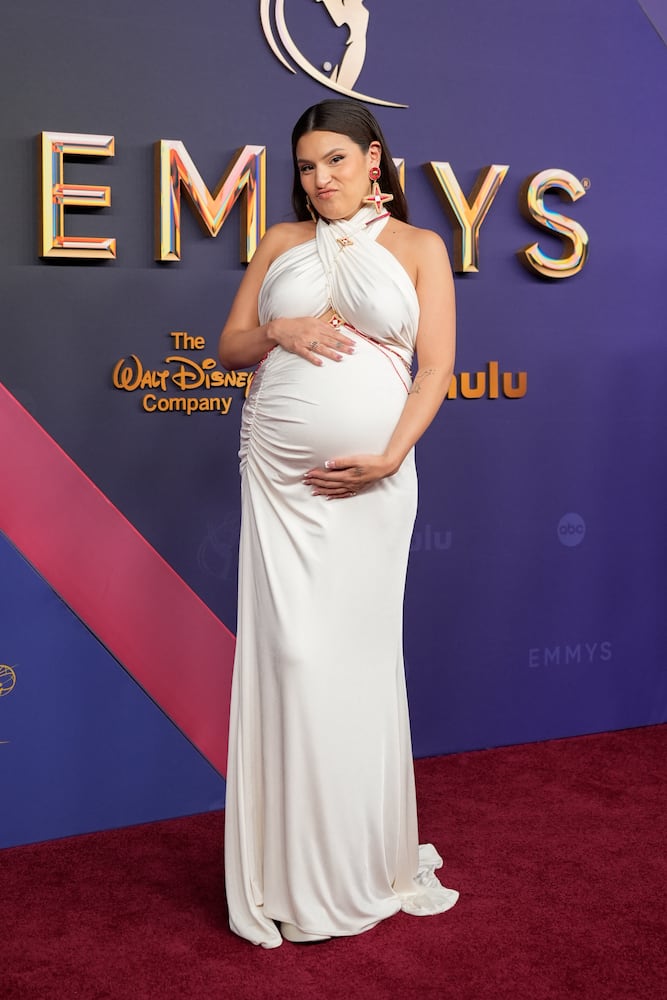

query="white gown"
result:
[224,205,458,948]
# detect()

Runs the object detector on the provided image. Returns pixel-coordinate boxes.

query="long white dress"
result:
[224,205,458,948]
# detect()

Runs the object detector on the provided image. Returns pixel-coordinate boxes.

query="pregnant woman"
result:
[219,99,458,948]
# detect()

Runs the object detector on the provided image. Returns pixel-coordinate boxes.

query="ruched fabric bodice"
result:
[258,205,419,368]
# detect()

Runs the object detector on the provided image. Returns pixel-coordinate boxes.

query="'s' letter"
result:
[518,169,589,279]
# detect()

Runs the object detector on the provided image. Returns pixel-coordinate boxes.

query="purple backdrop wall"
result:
[1,0,666,847]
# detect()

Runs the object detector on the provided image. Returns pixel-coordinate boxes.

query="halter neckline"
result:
[320,204,389,231]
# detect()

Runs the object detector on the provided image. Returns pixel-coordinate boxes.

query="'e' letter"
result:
[39,132,116,259]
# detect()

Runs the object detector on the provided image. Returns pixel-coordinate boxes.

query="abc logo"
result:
[557,513,586,547]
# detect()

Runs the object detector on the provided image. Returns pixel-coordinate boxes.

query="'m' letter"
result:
[156,142,266,262]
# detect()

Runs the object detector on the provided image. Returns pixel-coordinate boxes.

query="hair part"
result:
[290,99,408,224]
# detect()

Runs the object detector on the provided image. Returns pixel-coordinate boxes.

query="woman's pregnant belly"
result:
[240,330,410,479]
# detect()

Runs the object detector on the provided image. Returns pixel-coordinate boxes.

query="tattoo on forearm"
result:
[409,368,437,395]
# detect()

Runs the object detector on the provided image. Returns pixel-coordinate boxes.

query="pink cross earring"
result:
[364,166,394,214]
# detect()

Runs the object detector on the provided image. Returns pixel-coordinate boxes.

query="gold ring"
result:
[309,340,319,350]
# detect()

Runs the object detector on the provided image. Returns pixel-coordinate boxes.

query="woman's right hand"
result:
[219,224,359,371]
[268,315,356,366]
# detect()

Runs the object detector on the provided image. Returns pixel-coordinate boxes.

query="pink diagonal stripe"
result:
[0,383,235,776]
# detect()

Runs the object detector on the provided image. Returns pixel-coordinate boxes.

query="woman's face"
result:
[295,130,381,221]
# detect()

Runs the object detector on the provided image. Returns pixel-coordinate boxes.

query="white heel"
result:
[280,922,331,944]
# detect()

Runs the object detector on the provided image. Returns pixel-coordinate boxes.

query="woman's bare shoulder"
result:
[261,220,317,262]
[398,220,448,255]
[379,217,450,283]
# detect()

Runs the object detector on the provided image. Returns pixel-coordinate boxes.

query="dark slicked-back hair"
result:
[291,99,408,224]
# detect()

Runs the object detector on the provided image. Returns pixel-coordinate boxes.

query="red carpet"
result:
[3,726,666,1000]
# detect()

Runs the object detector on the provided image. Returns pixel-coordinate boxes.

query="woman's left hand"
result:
[303,454,396,499]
